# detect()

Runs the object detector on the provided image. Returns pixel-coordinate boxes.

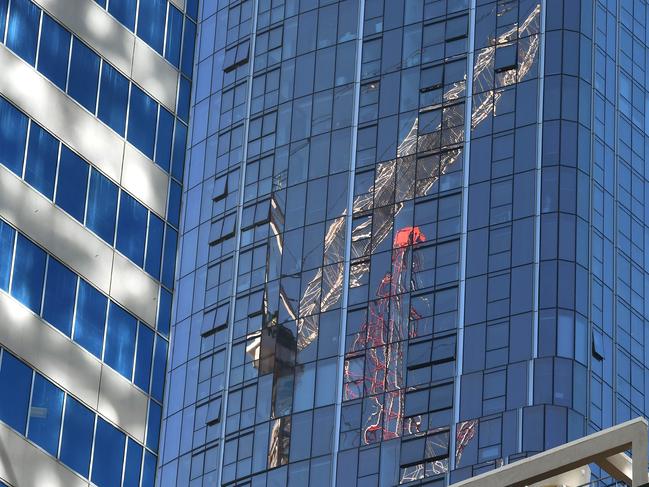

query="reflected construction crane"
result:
[343,226,426,443]
[295,4,541,354]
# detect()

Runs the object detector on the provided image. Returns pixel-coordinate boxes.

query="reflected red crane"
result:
[344,226,426,444]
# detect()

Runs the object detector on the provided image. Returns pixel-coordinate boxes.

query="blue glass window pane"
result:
[177,76,190,122]
[108,0,136,31]
[161,225,178,289]
[186,0,198,21]
[142,451,156,487]
[137,0,166,54]
[157,288,172,337]
[0,221,15,291]
[24,123,58,199]
[145,213,163,279]
[27,374,64,456]
[155,107,173,172]
[56,147,89,222]
[151,337,167,402]
[95,0,106,7]
[91,418,125,487]
[60,397,94,477]
[87,170,118,244]
[180,19,196,77]
[0,97,28,175]
[12,235,46,313]
[68,39,100,113]
[171,121,187,181]
[0,351,32,434]
[6,0,40,65]
[134,324,154,392]
[116,192,147,266]
[0,0,8,41]
[73,280,107,358]
[167,180,182,228]
[98,64,128,135]
[123,439,143,487]
[104,302,137,379]
[42,259,77,336]
[165,6,183,68]
[127,86,157,159]
[146,401,161,451]
[37,14,71,90]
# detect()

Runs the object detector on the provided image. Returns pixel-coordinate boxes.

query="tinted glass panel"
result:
[27,374,64,455]
[171,122,187,180]
[142,450,156,487]
[42,259,77,336]
[104,302,137,379]
[0,97,28,175]
[0,0,7,40]
[92,417,126,487]
[155,107,174,172]
[137,0,166,53]
[60,397,94,477]
[127,86,157,159]
[0,221,14,291]
[165,6,183,67]
[157,288,172,336]
[87,170,118,243]
[6,0,40,65]
[73,280,107,358]
[98,64,129,135]
[162,225,178,288]
[24,123,58,199]
[123,439,143,487]
[181,20,196,77]
[0,351,31,434]
[134,324,154,392]
[108,0,136,31]
[11,234,46,313]
[37,14,71,90]
[151,337,167,401]
[68,39,100,112]
[145,213,164,279]
[116,192,147,266]
[167,180,182,227]
[146,401,161,451]
[55,147,89,222]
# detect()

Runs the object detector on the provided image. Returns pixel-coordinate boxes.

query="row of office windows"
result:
[0,96,179,288]
[0,219,168,401]
[93,0,197,76]
[0,347,158,486]
[0,0,189,176]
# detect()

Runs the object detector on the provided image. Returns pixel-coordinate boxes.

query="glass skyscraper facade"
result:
[0,0,194,485]
[159,0,648,486]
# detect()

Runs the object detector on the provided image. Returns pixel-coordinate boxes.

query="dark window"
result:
[73,280,107,358]
[11,235,46,313]
[37,14,71,90]
[98,64,129,135]
[86,169,118,243]
[0,97,28,175]
[116,192,147,266]
[68,39,100,112]
[6,0,40,65]
[42,259,77,336]
[27,374,64,456]
[127,86,157,159]
[91,418,126,487]
[60,397,94,477]
[56,147,89,223]
[24,123,58,199]
[108,0,136,30]
[104,302,137,379]
[0,351,32,434]
[495,43,518,72]
[137,0,166,54]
